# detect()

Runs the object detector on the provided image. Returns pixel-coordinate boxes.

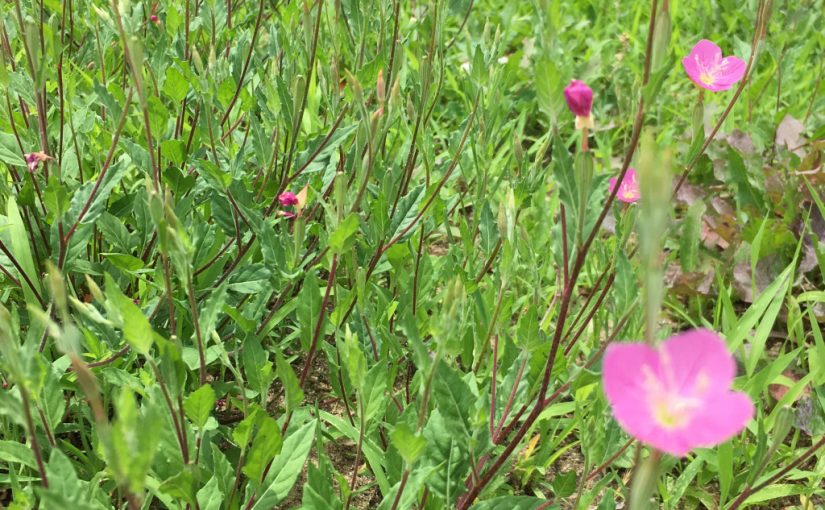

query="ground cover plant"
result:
[0,0,824,508]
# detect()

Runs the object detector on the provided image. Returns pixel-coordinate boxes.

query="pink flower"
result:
[602,329,754,457]
[608,168,641,204]
[278,191,299,207]
[563,80,593,117]
[25,153,39,172]
[682,40,746,92]
[150,14,160,25]
[25,152,51,172]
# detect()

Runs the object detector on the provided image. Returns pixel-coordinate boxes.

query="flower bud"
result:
[563,79,593,118]
[278,191,299,207]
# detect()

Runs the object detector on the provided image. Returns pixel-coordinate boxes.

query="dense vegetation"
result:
[0,0,823,508]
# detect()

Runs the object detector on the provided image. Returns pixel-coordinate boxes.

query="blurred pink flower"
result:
[563,79,593,118]
[278,191,299,207]
[608,168,640,204]
[25,152,51,172]
[682,40,746,91]
[150,14,160,25]
[602,329,753,457]
[25,153,39,172]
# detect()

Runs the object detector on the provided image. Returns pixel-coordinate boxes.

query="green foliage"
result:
[0,0,823,509]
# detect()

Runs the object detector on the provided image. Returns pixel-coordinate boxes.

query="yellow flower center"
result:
[642,362,707,430]
[699,72,715,86]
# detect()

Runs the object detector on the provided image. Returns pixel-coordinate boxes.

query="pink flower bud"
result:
[563,79,593,118]
[150,14,160,25]
[278,191,299,207]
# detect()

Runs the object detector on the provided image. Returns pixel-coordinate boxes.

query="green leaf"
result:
[728,261,792,375]
[243,414,283,486]
[724,148,764,213]
[102,253,145,272]
[227,264,272,294]
[534,59,564,123]
[0,440,37,469]
[341,327,367,390]
[679,200,705,272]
[432,361,474,438]
[243,337,274,401]
[666,457,703,509]
[161,139,186,166]
[297,273,322,351]
[551,471,577,498]
[105,273,153,356]
[328,213,360,254]
[717,439,733,505]
[6,197,43,305]
[111,387,161,494]
[196,475,224,510]
[275,351,304,414]
[163,66,189,103]
[0,133,25,167]
[44,175,71,223]
[388,185,425,242]
[390,423,426,465]
[319,411,390,495]
[184,384,216,429]
[741,484,809,505]
[422,411,471,502]
[470,496,559,510]
[252,421,316,509]
[67,156,129,228]
[40,449,94,509]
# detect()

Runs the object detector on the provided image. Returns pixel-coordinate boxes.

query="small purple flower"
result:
[682,40,746,92]
[278,191,299,207]
[563,80,593,118]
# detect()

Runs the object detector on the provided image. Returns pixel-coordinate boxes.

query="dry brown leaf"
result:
[673,181,704,206]
[775,114,806,156]
[768,369,810,402]
[727,129,755,155]
[664,264,715,296]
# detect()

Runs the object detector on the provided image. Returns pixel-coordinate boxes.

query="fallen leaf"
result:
[673,181,704,206]
[664,264,715,296]
[775,114,805,156]
[731,257,777,303]
[727,129,755,155]
[768,369,809,402]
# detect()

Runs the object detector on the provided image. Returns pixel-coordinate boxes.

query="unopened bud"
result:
[650,4,672,71]
[376,69,385,105]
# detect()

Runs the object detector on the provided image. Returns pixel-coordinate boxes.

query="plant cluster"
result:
[0,0,823,509]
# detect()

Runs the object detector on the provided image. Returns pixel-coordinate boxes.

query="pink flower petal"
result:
[713,56,747,87]
[602,343,662,440]
[659,329,735,394]
[685,391,754,448]
[609,168,640,204]
[691,39,723,66]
